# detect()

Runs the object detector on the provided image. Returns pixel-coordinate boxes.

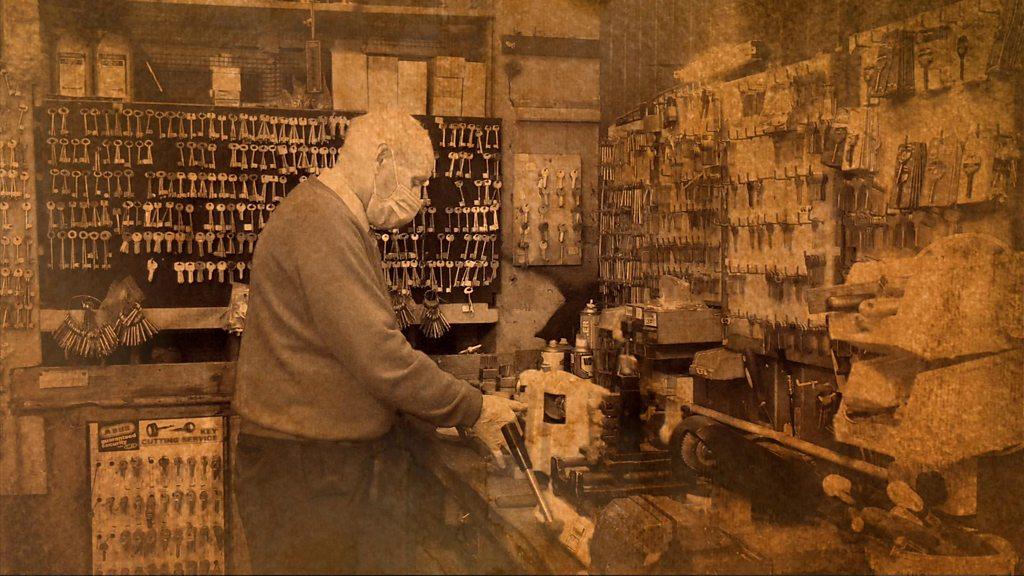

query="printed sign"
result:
[97,421,140,452]
[88,416,227,575]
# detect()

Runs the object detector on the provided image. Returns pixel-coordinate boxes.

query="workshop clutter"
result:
[600,0,1021,364]
[591,0,1023,571]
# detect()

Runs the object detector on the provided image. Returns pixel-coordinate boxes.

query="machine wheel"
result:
[669,416,718,477]
[680,431,717,474]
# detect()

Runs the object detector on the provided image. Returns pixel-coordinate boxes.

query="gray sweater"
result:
[234,178,483,441]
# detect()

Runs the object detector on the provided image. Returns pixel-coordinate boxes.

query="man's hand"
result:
[470,394,528,457]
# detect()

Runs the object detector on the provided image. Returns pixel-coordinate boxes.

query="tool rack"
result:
[598,0,1022,437]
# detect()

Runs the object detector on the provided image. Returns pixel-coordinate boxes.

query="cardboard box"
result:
[462,61,486,117]
[431,76,463,116]
[367,55,399,111]
[331,48,368,112]
[398,60,428,115]
[211,65,241,106]
[431,56,466,79]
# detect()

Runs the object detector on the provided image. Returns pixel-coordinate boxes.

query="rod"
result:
[686,403,889,480]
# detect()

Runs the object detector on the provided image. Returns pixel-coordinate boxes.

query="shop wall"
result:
[490,0,604,352]
[600,0,962,128]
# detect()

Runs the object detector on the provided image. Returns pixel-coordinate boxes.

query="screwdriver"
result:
[500,421,554,524]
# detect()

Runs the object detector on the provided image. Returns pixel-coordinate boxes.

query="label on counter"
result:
[38,369,89,389]
[643,310,658,328]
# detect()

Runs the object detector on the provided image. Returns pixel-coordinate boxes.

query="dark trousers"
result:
[234,432,387,575]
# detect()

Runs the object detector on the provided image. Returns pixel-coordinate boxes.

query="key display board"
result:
[35,100,502,311]
[88,416,227,576]
[512,154,583,266]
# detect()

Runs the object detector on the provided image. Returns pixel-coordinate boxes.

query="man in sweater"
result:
[234,111,523,574]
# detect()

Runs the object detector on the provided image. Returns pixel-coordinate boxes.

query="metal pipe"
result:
[686,403,889,480]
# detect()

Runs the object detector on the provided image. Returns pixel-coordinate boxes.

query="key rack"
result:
[600,1,1022,365]
[34,99,503,325]
[88,416,228,575]
[512,154,583,267]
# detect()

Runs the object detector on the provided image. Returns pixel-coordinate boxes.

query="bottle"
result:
[580,300,599,350]
[557,337,572,368]
[571,335,594,379]
[541,340,564,372]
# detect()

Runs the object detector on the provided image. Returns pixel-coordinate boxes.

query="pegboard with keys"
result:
[0,60,37,331]
[375,116,503,312]
[512,154,582,267]
[35,99,350,309]
[600,0,1022,364]
[34,100,503,314]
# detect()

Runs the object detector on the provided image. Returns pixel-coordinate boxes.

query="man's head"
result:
[332,111,434,229]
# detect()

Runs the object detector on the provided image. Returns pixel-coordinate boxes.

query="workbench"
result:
[397,420,585,575]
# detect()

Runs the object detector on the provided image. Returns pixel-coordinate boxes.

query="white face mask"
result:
[366,147,424,230]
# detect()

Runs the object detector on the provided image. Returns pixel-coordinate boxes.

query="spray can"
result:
[580,300,600,350]
[571,335,594,379]
[541,340,565,372]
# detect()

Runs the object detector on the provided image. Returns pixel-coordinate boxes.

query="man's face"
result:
[378,145,432,199]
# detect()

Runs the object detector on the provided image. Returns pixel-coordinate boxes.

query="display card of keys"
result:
[37,101,349,292]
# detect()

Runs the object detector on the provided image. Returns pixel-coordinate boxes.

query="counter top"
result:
[398,419,585,575]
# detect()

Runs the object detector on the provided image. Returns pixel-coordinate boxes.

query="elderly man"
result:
[234,111,522,574]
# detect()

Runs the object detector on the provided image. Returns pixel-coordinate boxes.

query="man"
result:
[234,111,523,574]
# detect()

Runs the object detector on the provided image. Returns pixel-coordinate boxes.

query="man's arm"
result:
[292,212,482,429]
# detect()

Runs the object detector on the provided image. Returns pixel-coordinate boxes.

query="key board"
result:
[88,416,228,576]
[34,100,502,312]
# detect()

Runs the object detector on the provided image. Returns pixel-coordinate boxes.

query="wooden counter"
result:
[398,420,585,575]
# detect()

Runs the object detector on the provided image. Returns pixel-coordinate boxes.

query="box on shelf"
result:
[398,60,428,115]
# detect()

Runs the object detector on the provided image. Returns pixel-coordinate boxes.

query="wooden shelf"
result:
[39,303,498,332]
[127,0,494,18]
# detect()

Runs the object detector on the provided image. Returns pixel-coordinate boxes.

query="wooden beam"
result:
[514,106,601,123]
[10,361,236,410]
[500,34,600,59]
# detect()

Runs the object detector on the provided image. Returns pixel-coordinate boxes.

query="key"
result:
[435,117,447,147]
[455,181,465,206]
[963,160,981,199]
[956,35,968,81]
[559,223,567,262]
[16,104,28,132]
[147,259,159,282]
[446,152,458,178]
[58,106,69,134]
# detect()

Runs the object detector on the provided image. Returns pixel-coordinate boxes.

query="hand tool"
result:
[501,420,554,523]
